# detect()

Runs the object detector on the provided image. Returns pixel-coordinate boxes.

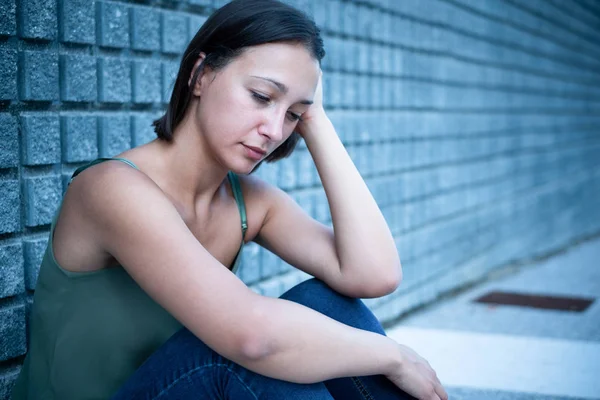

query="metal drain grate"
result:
[474,291,594,312]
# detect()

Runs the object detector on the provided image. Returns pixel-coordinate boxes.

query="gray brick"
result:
[21,113,61,166]
[60,54,97,102]
[0,114,18,168]
[130,7,160,51]
[24,175,61,227]
[277,152,298,190]
[0,242,24,299]
[256,277,283,298]
[23,237,47,290]
[59,0,95,44]
[161,12,188,54]
[213,0,230,8]
[0,180,20,234]
[162,61,178,103]
[19,51,59,101]
[188,15,208,41]
[97,1,130,48]
[188,0,212,5]
[132,61,161,104]
[18,0,57,40]
[132,113,159,146]
[0,49,17,100]
[325,0,342,33]
[0,0,16,35]
[341,2,357,36]
[312,1,327,28]
[61,115,98,162]
[98,114,131,157]
[0,365,21,400]
[0,303,26,361]
[238,242,261,285]
[98,58,131,103]
[261,249,281,279]
[297,149,315,187]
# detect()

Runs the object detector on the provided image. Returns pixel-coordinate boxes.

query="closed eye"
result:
[251,91,271,104]
[287,112,302,122]
[252,91,302,123]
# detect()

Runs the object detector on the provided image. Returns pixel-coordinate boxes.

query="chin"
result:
[228,160,259,175]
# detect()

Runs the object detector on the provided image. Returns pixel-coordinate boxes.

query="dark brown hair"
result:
[153,0,325,170]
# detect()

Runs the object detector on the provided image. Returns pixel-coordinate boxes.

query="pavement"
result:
[386,237,600,400]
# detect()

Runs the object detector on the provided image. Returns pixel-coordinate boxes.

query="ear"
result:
[188,52,207,96]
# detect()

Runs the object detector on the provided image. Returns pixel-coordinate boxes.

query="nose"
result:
[258,108,286,142]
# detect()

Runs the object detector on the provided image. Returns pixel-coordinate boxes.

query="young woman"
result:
[12,1,447,399]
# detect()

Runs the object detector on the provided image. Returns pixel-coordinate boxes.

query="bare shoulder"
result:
[67,160,165,220]
[53,160,172,271]
[236,173,287,240]
[237,172,286,202]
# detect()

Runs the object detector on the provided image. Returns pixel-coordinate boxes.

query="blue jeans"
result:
[111,278,415,399]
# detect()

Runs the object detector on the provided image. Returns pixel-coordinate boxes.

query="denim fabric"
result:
[111,278,415,399]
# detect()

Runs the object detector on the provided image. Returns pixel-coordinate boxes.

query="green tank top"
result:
[11,157,248,400]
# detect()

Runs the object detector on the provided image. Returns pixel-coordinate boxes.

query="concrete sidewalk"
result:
[386,237,600,400]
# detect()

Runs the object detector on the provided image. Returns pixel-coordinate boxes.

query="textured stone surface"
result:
[0,180,20,234]
[0,49,17,100]
[132,113,159,146]
[0,0,16,36]
[98,58,131,103]
[59,0,95,44]
[0,242,24,299]
[21,113,61,166]
[23,175,62,227]
[19,51,59,101]
[161,11,188,54]
[132,61,161,104]
[0,114,18,168]
[131,7,160,51]
[97,1,129,48]
[0,366,21,400]
[99,114,131,157]
[18,0,57,40]
[0,303,26,362]
[61,115,98,162]
[23,238,48,290]
[60,54,97,102]
[162,61,179,103]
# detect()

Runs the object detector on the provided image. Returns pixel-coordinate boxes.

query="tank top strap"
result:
[69,157,140,185]
[227,171,247,240]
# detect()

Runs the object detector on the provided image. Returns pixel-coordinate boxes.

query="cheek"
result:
[200,87,258,140]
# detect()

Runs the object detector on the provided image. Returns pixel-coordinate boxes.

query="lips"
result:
[244,145,267,156]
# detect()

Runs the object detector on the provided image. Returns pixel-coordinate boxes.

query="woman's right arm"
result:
[76,163,445,400]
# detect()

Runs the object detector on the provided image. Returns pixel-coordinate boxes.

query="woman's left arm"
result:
[253,73,402,298]
[298,108,402,296]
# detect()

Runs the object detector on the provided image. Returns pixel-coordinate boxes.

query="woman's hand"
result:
[387,344,448,400]
[295,70,328,139]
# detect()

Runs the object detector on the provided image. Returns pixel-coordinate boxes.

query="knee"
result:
[281,278,385,334]
[281,278,364,312]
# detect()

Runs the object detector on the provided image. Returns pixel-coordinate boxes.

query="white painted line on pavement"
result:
[386,327,600,399]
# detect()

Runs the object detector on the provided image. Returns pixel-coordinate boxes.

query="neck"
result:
[146,114,230,210]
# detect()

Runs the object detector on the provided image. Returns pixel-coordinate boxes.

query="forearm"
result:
[237,295,402,383]
[302,115,402,292]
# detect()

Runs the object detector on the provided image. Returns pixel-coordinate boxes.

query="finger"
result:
[434,382,448,400]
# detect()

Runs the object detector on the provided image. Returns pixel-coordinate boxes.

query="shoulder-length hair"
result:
[153,0,325,170]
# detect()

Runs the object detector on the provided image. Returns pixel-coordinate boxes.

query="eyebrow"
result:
[250,75,313,105]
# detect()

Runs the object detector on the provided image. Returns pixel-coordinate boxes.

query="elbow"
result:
[239,333,271,362]
[236,302,276,362]
[363,260,403,298]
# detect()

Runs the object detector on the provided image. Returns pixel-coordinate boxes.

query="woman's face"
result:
[192,42,320,173]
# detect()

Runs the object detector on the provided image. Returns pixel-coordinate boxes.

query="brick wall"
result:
[1,0,600,396]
